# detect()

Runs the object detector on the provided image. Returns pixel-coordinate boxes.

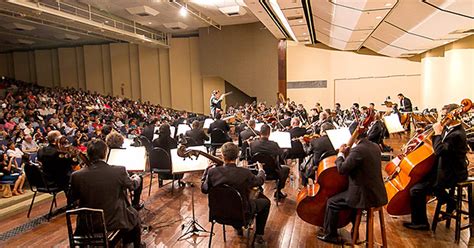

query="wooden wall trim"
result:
[278,39,287,99]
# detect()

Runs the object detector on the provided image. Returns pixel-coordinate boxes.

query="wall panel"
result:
[75,47,86,90]
[159,48,171,107]
[58,47,78,88]
[101,44,112,95]
[129,44,141,100]
[169,38,192,111]
[51,49,60,87]
[83,45,105,94]
[189,37,203,113]
[34,50,54,87]
[138,45,161,104]
[13,52,31,82]
[110,43,132,98]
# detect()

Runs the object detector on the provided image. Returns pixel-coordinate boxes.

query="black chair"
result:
[66,207,122,248]
[432,177,474,243]
[148,147,183,196]
[250,153,281,205]
[24,162,62,219]
[138,136,153,154]
[183,136,199,147]
[210,128,228,155]
[208,184,256,247]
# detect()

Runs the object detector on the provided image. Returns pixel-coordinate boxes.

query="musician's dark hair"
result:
[353,103,359,108]
[87,139,108,162]
[397,93,404,97]
[101,125,112,136]
[248,119,256,128]
[221,142,239,161]
[321,123,335,133]
[192,120,200,129]
[215,113,222,120]
[260,124,271,136]
[442,103,458,112]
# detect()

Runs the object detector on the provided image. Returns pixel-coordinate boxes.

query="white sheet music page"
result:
[107,147,147,172]
[326,128,352,149]
[254,123,264,132]
[269,131,292,149]
[171,145,209,173]
[203,119,213,129]
[176,124,191,137]
[383,113,405,133]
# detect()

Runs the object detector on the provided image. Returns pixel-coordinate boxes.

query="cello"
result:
[296,109,375,227]
[384,99,472,215]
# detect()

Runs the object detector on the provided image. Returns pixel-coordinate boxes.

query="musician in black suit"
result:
[185,120,209,146]
[404,104,468,230]
[70,139,143,247]
[141,119,157,142]
[239,119,259,161]
[201,142,269,246]
[288,117,307,138]
[152,124,177,154]
[280,112,292,129]
[300,123,336,186]
[318,132,387,244]
[250,124,290,199]
[208,113,231,142]
[37,130,75,201]
[367,114,384,147]
[398,93,413,112]
[287,117,307,162]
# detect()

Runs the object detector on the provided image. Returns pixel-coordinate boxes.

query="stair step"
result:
[0,192,64,221]
[0,190,35,209]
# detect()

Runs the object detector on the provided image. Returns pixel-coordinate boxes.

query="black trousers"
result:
[131,175,143,207]
[323,191,355,236]
[122,223,142,247]
[252,195,271,235]
[277,166,290,190]
[410,181,455,225]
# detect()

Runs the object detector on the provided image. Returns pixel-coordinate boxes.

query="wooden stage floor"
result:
[0,135,473,248]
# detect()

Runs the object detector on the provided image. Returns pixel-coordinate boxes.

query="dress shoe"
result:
[402,222,430,231]
[133,203,145,211]
[254,235,267,248]
[317,233,343,245]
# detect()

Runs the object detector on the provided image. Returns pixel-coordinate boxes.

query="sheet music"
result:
[326,128,353,149]
[269,131,292,149]
[176,124,190,137]
[107,147,147,172]
[153,126,176,140]
[254,123,264,132]
[383,113,405,133]
[123,138,134,148]
[170,146,209,173]
[203,118,213,129]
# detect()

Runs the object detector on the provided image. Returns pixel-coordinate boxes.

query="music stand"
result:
[170,146,211,240]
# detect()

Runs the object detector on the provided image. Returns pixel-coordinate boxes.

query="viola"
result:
[384,99,472,215]
[296,108,375,227]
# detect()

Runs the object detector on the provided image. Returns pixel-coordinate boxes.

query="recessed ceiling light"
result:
[299,20,303,23]
[376,16,382,19]
[180,7,187,17]
[303,32,307,35]
[105,20,109,23]
[385,3,392,7]
[359,38,364,41]
[148,22,152,25]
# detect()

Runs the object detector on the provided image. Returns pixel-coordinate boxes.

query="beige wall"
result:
[199,23,279,103]
[287,42,421,110]
[1,43,173,109]
[421,35,474,110]
[202,76,226,115]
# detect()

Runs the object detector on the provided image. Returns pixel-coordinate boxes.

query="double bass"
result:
[384,99,472,215]
[296,109,375,227]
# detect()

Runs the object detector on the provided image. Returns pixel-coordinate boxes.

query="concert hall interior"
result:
[0,0,473,247]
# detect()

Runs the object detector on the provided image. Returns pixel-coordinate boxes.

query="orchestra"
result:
[1,77,473,247]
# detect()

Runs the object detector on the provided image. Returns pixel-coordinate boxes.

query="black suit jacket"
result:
[185,128,209,145]
[142,125,155,142]
[37,145,74,189]
[305,135,335,167]
[431,125,468,187]
[399,97,413,112]
[240,128,259,142]
[201,163,265,213]
[70,161,140,231]
[335,139,388,209]
[280,118,291,128]
[289,127,307,139]
[250,138,284,164]
[152,135,178,155]
[367,120,384,145]
[208,119,230,134]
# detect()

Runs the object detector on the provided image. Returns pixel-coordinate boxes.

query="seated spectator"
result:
[0,152,25,195]
[22,135,39,154]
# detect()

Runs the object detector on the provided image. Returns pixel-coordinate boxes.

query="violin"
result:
[57,136,91,170]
